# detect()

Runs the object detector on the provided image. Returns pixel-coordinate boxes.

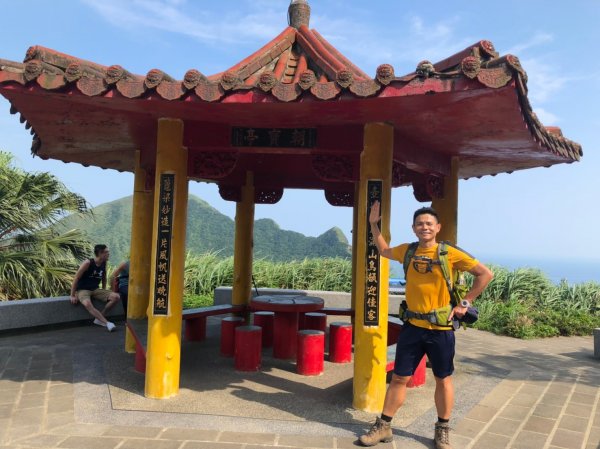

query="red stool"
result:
[184,316,207,342]
[297,330,324,376]
[304,312,326,332]
[253,311,274,348]
[329,322,352,363]
[234,325,262,372]
[407,355,426,388]
[220,316,245,357]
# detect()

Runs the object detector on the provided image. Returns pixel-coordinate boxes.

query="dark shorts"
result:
[393,322,455,379]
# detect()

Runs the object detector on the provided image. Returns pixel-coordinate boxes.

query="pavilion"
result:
[0,0,581,412]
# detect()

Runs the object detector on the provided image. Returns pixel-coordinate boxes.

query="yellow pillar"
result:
[125,151,155,354]
[145,118,188,399]
[431,157,459,244]
[353,122,394,412]
[232,172,255,307]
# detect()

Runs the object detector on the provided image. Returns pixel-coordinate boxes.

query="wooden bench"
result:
[183,304,246,342]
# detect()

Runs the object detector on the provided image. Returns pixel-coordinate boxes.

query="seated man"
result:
[70,244,120,332]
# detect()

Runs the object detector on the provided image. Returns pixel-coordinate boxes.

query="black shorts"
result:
[393,322,455,379]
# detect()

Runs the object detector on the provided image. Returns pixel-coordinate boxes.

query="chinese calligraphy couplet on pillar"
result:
[364,180,382,326]
[153,173,175,316]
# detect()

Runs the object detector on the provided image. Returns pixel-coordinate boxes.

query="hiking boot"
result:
[434,422,452,449]
[358,417,393,447]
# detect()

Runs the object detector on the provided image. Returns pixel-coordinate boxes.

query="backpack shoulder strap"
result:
[440,240,476,259]
[403,242,419,280]
[438,241,457,306]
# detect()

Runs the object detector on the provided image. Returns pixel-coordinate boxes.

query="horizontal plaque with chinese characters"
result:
[153,173,175,316]
[364,180,382,326]
[231,127,317,148]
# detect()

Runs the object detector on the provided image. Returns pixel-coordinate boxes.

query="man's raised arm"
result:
[369,200,394,259]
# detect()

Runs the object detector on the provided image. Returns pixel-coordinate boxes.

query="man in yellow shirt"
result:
[359,203,493,449]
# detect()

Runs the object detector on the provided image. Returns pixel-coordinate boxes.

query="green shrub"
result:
[536,309,600,336]
[183,294,213,310]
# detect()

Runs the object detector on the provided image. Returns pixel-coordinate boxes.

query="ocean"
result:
[479,256,600,285]
[390,256,600,285]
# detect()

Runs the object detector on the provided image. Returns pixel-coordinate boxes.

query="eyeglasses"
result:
[412,255,441,274]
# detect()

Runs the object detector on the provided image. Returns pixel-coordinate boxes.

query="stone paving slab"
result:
[0,324,597,449]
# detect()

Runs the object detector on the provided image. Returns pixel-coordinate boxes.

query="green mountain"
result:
[57,195,351,263]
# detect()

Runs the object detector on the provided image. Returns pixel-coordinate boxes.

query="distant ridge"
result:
[57,195,351,263]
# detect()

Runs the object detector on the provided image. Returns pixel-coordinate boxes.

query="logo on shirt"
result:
[412,256,441,274]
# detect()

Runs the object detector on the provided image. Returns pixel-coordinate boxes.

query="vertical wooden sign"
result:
[364,180,382,326]
[153,173,175,315]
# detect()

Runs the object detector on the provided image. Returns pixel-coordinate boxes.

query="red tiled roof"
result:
[0,34,581,165]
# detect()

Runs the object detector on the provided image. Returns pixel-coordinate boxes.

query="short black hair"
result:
[94,244,108,256]
[413,207,439,224]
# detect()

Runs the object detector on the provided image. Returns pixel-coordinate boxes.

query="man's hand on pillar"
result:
[369,200,381,225]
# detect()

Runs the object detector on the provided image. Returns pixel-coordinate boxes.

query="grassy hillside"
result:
[57,195,351,263]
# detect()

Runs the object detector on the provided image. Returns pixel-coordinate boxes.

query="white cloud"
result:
[505,32,567,122]
[505,32,554,55]
[533,107,559,125]
[403,15,474,63]
[81,0,284,45]
[311,13,475,74]
[520,58,569,104]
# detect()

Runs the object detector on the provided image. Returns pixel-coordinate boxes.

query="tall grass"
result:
[184,252,352,299]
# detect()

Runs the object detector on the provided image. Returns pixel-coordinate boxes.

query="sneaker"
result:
[358,417,393,447]
[93,318,106,327]
[434,422,452,449]
[106,322,116,332]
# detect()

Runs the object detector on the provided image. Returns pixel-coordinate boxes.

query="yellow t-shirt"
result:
[390,243,479,330]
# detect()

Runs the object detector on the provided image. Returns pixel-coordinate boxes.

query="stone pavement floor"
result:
[0,323,598,449]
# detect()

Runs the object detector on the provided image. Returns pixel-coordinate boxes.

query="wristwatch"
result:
[460,299,471,308]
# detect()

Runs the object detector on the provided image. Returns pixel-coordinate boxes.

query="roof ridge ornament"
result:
[288,0,310,29]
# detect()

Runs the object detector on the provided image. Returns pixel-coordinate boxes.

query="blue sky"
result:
[1,0,599,267]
